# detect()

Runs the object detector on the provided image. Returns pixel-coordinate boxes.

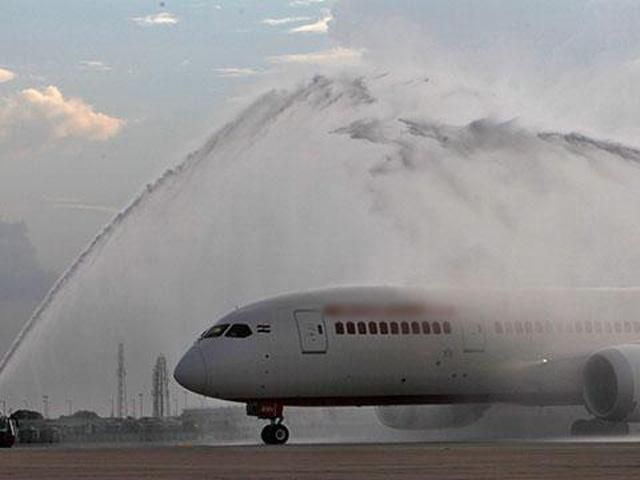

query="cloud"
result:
[269,47,362,66]
[328,0,640,142]
[262,16,312,26]
[0,86,124,148]
[331,0,640,71]
[131,12,178,26]
[290,0,327,6]
[0,68,15,83]
[0,220,53,302]
[289,13,332,33]
[214,67,259,78]
[79,60,111,72]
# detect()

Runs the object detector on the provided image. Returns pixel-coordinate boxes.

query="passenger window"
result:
[615,322,622,334]
[524,321,532,334]
[335,322,345,335]
[432,322,442,335]
[594,321,602,334]
[411,322,420,335]
[346,322,356,335]
[380,322,389,335]
[575,321,583,334]
[400,322,410,335]
[505,322,513,335]
[225,324,253,338]
[605,322,612,334]
[515,322,523,335]
[369,321,378,335]
[201,324,229,339]
[443,321,452,334]
[357,322,367,335]
[422,321,431,334]
[495,322,503,334]
[534,322,543,334]
[390,322,399,335]
[585,321,593,334]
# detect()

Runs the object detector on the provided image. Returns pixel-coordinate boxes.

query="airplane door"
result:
[294,310,327,354]
[463,321,486,353]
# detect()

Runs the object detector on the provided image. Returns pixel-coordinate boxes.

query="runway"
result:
[1,442,640,479]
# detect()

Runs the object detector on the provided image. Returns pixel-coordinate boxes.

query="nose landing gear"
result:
[247,402,290,445]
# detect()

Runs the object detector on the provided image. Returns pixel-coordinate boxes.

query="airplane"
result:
[174,286,640,444]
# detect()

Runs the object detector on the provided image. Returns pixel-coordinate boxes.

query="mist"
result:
[1,0,640,424]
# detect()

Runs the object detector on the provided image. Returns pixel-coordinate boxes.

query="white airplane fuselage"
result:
[174,286,640,442]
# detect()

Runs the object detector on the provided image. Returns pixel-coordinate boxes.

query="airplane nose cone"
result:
[174,346,207,395]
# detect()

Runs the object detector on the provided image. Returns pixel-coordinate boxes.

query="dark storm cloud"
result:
[0,220,53,301]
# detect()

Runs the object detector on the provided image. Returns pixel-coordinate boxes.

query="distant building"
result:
[152,355,170,418]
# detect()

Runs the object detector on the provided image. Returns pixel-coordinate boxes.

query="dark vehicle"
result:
[0,417,17,448]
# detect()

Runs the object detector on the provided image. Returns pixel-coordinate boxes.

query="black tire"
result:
[571,419,630,437]
[570,419,591,436]
[608,422,630,436]
[261,425,275,445]
[272,424,289,445]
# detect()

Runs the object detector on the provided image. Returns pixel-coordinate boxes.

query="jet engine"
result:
[583,344,640,422]
[375,405,488,430]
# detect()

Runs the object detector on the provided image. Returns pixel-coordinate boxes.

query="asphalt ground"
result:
[1,442,639,479]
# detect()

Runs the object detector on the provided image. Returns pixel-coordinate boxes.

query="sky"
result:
[3,0,640,359]
[0,0,337,274]
[3,0,640,414]
[4,0,640,275]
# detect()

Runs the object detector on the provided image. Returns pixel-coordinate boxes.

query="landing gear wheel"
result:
[570,419,590,436]
[261,425,275,444]
[261,423,289,445]
[271,424,289,445]
[571,418,630,437]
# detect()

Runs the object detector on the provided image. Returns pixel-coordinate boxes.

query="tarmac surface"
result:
[1,442,640,479]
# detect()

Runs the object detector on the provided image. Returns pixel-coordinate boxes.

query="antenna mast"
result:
[117,343,127,418]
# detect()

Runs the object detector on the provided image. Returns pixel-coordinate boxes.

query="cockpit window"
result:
[201,324,229,339]
[225,323,253,338]
[0,418,11,433]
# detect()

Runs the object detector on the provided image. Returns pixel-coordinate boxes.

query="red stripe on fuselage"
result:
[323,304,455,318]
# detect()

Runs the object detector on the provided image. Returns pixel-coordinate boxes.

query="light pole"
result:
[138,393,143,418]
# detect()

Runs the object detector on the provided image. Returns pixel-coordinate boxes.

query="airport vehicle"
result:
[0,416,17,448]
[174,286,640,444]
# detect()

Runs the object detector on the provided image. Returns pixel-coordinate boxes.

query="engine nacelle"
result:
[583,344,640,422]
[375,405,488,430]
